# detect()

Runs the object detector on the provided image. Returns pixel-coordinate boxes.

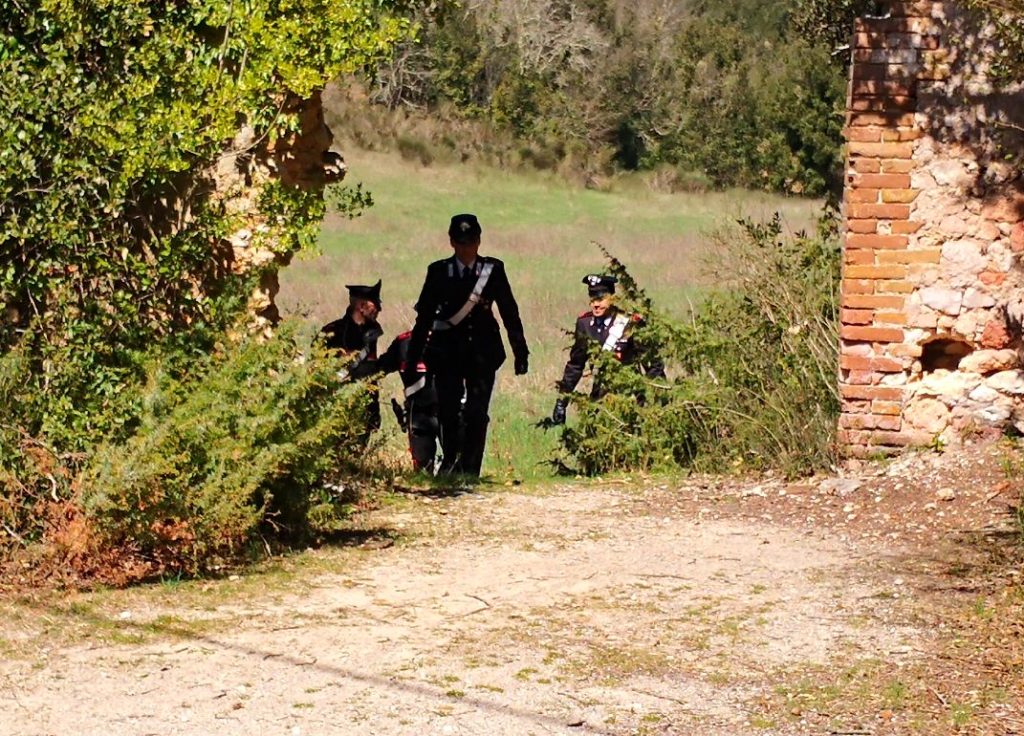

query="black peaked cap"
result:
[449,213,482,244]
[583,274,617,297]
[346,279,382,306]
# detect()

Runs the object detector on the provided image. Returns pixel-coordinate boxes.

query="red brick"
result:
[851,63,889,80]
[981,317,1012,349]
[848,188,881,204]
[854,17,930,33]
[869,357,905,373]
[849,158,881,174]
[876,311,908,325]
[847,142,913,158]
[881,159,918,173]
[881,129,923,142]
[882,188,921,203]
[837,429,869,446]
[840,413,879,429]
[847,203,912,220]
[886,32,926,50]
[842,308,875,325]
[845,127,883,142]
[980,270,1008,286]
[875,415,903,431]
[843,279,875,294]
[853,31,884,49]
[872,400,903,415]
[876,279,915,293]
[852,79,917,96]
[890,343,922,358]
[845,249,876,265]
[869,430,931,447]
[841,356,903,372]
[891,220,924,234]
[850,96,918,112]
[853,174,912,188]
[841,326,905,343]
[847,218,878,234]
[842,399,871,414]
[845,370,876,385]
[845,264,908,279]
[877,249,940,264]
[848,113,916,128]
[841,355,874,371]
[1011,222,1024,251]
[840,385,905,401]
[842,294,905,310]
[846,233,909,249]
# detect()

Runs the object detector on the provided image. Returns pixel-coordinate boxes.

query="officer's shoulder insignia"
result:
[578,310,592,319]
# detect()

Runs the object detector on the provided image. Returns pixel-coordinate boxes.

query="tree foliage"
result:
[361,0,848,195]
[0,0,410,566]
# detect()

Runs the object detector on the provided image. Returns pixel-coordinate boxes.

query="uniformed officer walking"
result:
[321,280,385,433]
[377,314,439,473]
[405,214,529,476]
[551,274,665,424]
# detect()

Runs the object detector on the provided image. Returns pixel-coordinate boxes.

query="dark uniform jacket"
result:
[321,310,383,379]
[407,255,528,373]
[557,307,665,396]
[377,331,426,385]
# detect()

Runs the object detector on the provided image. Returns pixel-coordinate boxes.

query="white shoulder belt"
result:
[432,262,494,331]
[601,314,630,352]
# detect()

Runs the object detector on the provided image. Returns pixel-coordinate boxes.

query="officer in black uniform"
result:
[405,214,529,476]
[377,313,439,473]
[551,274,665,424]
[321,280,385,432]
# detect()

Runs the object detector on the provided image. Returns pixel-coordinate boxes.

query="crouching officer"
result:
[551,274,665,424]
[377,315,440,473]
[405,213,530,476]
[321,279,385,433]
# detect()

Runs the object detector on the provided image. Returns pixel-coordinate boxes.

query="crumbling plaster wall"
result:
[839,0,1024,456]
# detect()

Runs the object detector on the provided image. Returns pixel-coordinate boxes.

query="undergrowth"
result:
[556,212,841,477]
[2,323,388,585]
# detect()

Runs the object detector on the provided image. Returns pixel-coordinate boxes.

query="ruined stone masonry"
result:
[210,91,345,331]
[839,0,1024,456]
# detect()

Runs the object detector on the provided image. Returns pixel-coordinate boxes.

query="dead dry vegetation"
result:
[1,440,1022,736]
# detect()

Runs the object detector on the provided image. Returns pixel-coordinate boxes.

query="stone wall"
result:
[210,91,344,331]
[839,1,1024,456]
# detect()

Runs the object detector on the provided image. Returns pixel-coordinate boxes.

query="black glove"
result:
[514,355,529,375]
[551,397,568,425]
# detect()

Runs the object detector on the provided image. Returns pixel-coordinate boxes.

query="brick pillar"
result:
[838,1,943,456]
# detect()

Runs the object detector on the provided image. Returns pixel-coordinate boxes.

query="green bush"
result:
[557,214,841,477]
[80,323,372,576]
[0,0,410,572]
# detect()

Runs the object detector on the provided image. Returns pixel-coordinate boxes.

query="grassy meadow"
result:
[277,150,821,481]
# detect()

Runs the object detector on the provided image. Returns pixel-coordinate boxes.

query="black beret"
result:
[449,213,482,244]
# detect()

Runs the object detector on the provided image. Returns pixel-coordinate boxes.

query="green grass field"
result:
[277,150,820,481]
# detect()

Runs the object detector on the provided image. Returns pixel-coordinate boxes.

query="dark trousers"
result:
[405,388,439,473]
[434,368,495,477]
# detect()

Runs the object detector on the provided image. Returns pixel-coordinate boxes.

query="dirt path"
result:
[2,444,1021,736]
